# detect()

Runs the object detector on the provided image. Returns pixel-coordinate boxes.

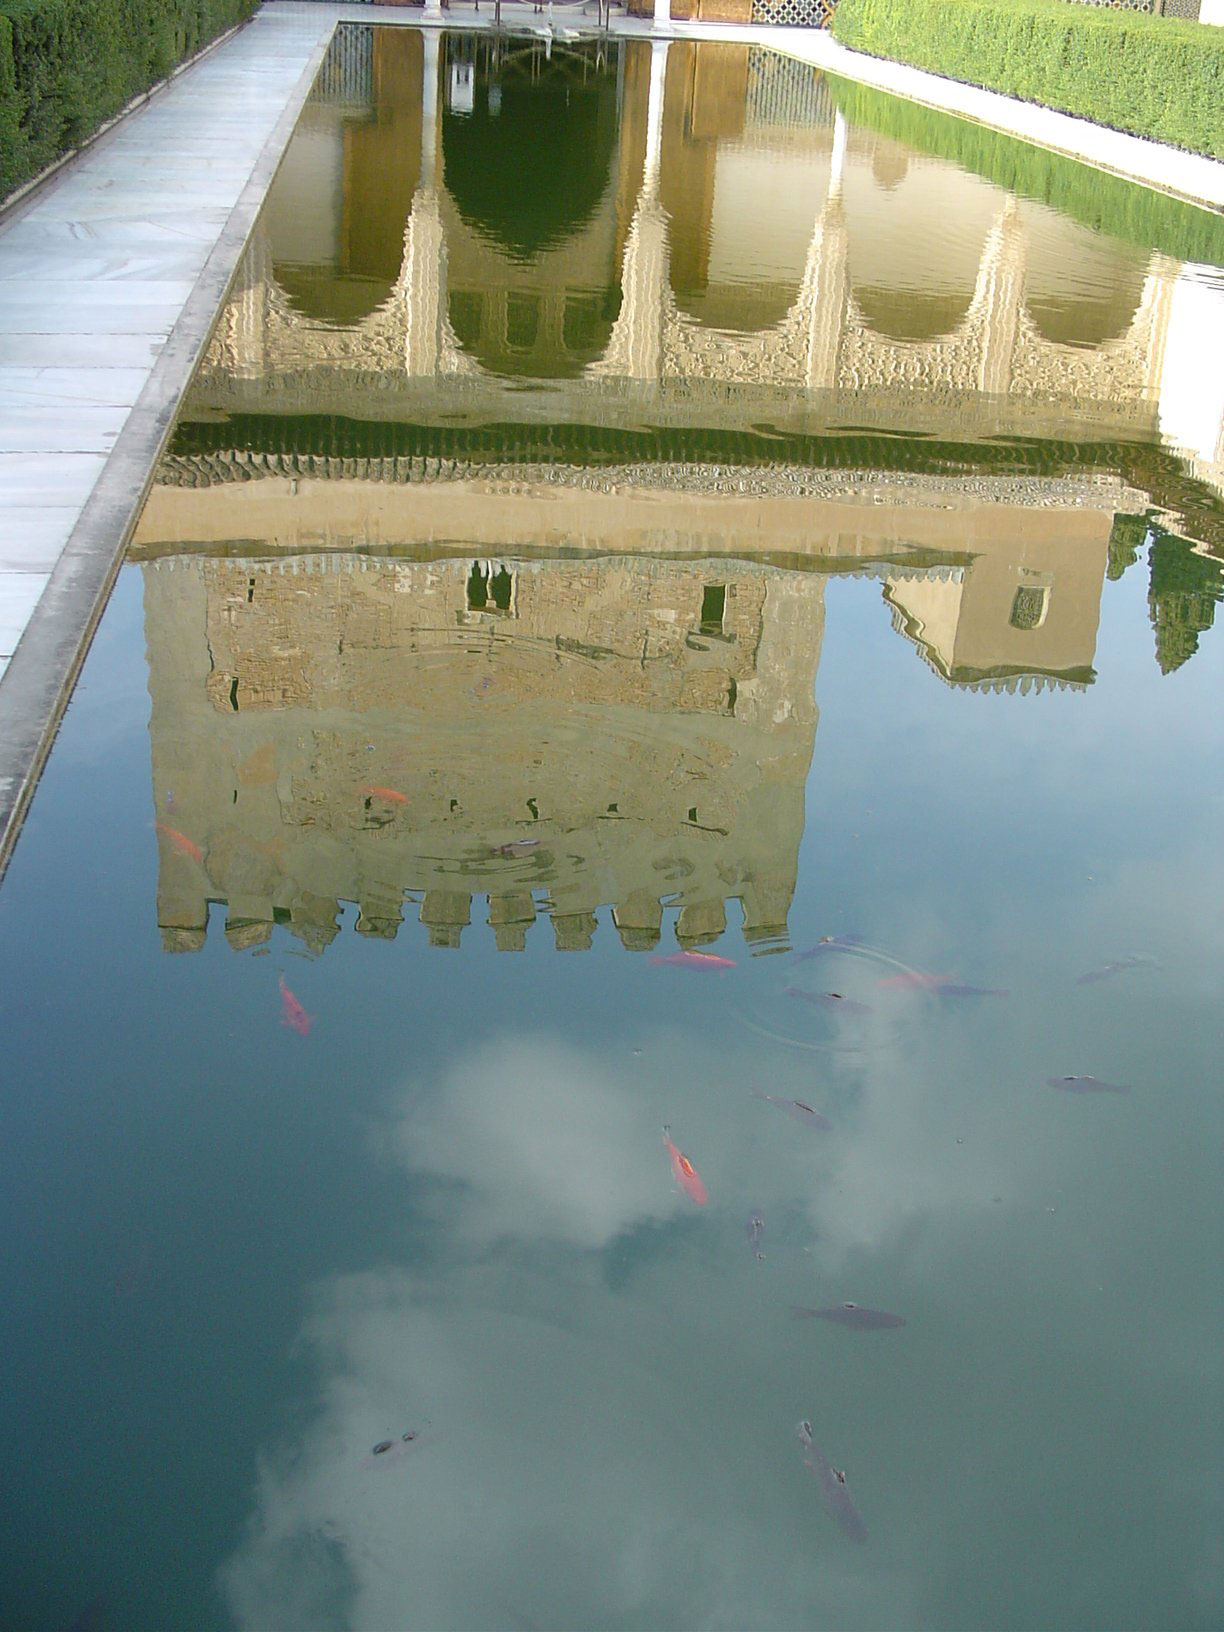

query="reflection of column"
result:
[643,40,669,188]
[402,32,444,378]
[402,187,446,377]
[797,116,849,392]
[420,30,440,188]
[588,43,671,383]
[974,196,1026,398]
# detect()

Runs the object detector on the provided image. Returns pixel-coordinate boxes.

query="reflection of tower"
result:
[142,554,823,956]
[881,513,1112,692]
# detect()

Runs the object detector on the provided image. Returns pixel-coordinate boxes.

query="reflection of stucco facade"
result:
[192,31,1192,454]
[145,555,823,955]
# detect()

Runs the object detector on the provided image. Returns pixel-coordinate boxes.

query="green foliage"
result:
[1147,528,1223,673]
[0,0,259,202]
[827,76,1224,268]
[1107,513,1149,582]
[831,0,1224,160]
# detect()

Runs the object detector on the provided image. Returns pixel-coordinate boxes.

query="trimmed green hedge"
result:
[831,0,1224,160]
[1,0,258,202]
[828,76,1224,267]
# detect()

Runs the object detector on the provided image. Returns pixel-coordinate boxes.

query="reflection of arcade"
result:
[210,26,1222,469]
[142,555,823,956]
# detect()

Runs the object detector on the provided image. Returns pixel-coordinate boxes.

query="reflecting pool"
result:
[1,26,1222,1632]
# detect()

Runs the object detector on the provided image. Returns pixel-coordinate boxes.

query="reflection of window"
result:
[1009,586,1049,630]
[563,295,598,353]
[489,567,513,612]
[466,562,515,616]
[506,292,537,351]
[700,585,727,637]
[467,562,488,611]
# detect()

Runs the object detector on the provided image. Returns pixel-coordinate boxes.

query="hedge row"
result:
[827,76,1224,268]
[831,0,1224,161]
[1,0,259,203]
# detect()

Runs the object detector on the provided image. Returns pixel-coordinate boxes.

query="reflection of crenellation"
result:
[143,553,823,956]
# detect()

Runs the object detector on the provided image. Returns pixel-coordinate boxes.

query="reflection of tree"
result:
[1147,528,1223,674]
[1106,512,1148,582]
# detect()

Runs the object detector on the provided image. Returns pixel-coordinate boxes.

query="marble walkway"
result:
[1,0,1222,872]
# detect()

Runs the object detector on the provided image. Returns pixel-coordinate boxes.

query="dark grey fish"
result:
[784,986,872,1015]
[1047,1075,1130,1094]
[750,1088,832,1131]
[495,839,541,858]
[797,1421,868,1542]
[746,1208,766,1261]
[791,1302,906,1330]
[1075,956,1150,986]
[62,1602,107,1632]
[792,934,864,964]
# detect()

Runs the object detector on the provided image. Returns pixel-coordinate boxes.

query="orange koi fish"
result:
[361,786,409,804]
[662,1125,708,1205]
[278,975,311,1038]
[155,824,203,864]
[650,950,736,971]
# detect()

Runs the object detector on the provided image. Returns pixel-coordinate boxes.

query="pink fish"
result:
[877,970,954,990]
[361,785,409,804]
[155,823,203,864]
[649,950,736,971]
[662,1126,708,1205]
[278,975,311,1037]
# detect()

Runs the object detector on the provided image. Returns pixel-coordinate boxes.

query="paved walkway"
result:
[1,0,1222,871]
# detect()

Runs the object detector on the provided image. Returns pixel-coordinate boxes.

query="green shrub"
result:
[831,0,1224,160]
[827,75,1224,266]
[0,0,259,202]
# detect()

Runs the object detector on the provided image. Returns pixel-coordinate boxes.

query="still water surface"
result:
[2,27,1222,1632]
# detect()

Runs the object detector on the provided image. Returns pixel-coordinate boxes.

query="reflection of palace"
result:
[191,28,1224,480]
[133,28,1221,954]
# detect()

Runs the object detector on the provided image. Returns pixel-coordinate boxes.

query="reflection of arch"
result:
[271,263,398,329]
[441,57,620,261]
[851,288,974,344]
[446,283,622,380]
[1025,282,1146,348]
[1022,214,1148,349]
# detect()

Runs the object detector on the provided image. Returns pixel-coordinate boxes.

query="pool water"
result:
[1,28,1222,1632]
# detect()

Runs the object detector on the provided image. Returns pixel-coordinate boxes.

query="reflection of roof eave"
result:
[884,594,1094,692]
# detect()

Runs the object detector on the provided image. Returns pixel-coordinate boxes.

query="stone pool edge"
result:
[0,12,337,880]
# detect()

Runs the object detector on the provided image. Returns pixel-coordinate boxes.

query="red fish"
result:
[362,786,409,804]
[278,975,311,1037]
[662,1126,708,1205]
[649,950,736,971]
[155,823,203,864]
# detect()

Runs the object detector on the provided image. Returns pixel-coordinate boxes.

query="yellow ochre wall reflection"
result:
[129,30,1224,957]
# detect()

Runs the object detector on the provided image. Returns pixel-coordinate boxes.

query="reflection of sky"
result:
[0,562,1221,1630]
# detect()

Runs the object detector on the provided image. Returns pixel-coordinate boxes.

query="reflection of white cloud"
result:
[219,1265,902,1632]
[389,1035,689,1249]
